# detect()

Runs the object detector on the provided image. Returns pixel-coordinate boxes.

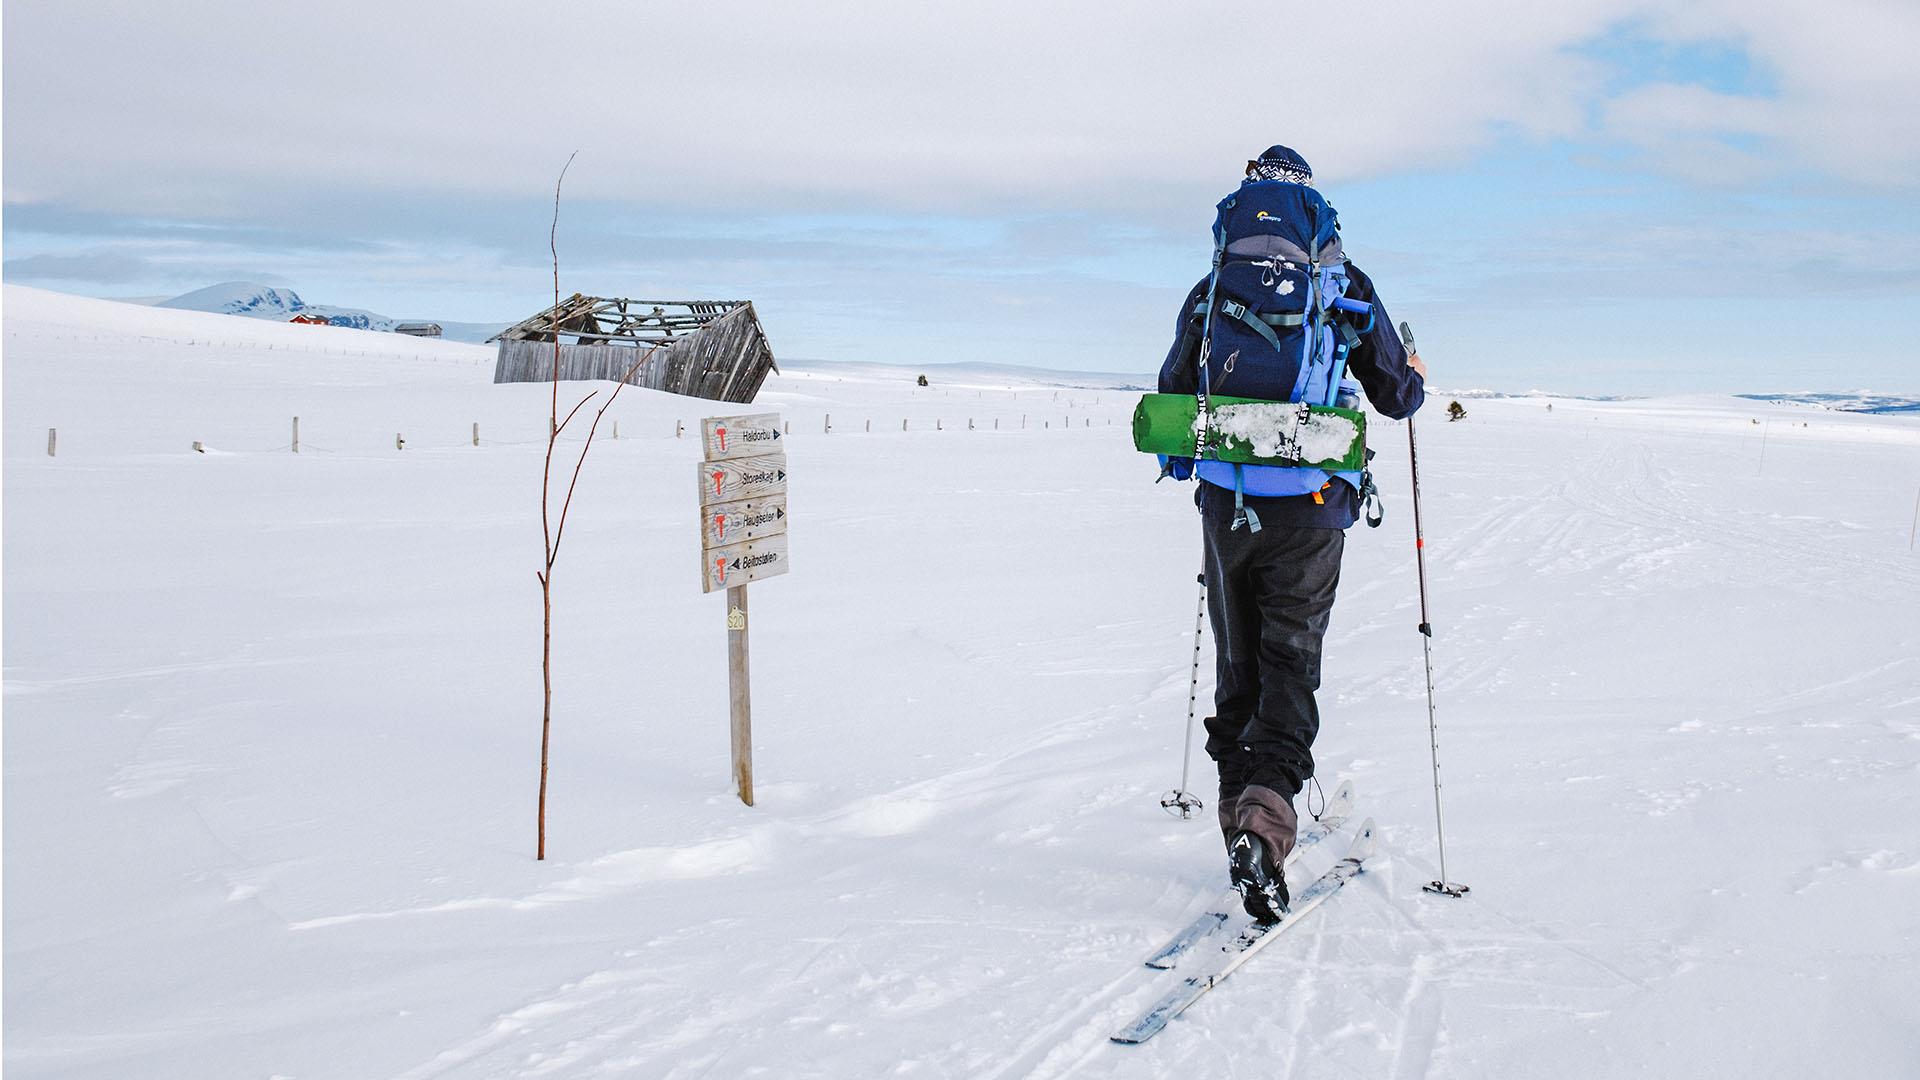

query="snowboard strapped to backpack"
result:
[1143,178,1380,530]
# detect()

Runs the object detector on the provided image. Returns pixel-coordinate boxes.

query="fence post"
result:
[903,419,908,431]
[292,417,300,453]
[866,420,871,433]
[676,420,683,438]
[472,422,480,447]
[825,413,831,434]
[396,433,405,450]
[47,428,56,457]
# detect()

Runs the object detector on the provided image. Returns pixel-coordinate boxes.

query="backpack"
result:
[1180,179,1374,520]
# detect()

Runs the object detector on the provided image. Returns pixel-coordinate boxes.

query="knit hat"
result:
[1244,145,1313,185]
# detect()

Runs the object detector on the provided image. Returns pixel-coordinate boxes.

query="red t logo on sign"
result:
[711,470,726,497]
[716,426,729,452]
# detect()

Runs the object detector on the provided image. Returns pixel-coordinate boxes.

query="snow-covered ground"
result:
[5,284,1918,1078]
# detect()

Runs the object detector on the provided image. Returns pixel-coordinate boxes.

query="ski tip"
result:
[1349,817,1377,861]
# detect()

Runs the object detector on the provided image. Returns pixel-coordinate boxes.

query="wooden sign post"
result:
[698,413,789,806]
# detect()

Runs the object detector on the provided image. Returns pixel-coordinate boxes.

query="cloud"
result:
[0,0,1639,218]
[2,250,158,283]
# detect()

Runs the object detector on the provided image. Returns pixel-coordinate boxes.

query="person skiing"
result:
[1157,145,1427,922]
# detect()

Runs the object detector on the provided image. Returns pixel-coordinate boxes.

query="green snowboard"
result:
[1132,393,1367,471]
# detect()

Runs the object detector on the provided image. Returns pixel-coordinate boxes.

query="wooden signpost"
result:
[698,412,790,806]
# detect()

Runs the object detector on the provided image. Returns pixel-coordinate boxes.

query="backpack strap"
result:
[1214,299,1304,355]
[1357,468,1384,527]
[1194,300,1307,331]
[1230,463,1264,533]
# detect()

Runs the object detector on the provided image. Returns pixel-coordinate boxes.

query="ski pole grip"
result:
[1418,622,1432,637]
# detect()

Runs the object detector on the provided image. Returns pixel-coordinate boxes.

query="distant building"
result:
[488,295,777,404]
[394,322,443,338]
[288,313,330,325]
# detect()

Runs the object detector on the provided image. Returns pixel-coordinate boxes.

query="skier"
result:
[1157,145,1427,922]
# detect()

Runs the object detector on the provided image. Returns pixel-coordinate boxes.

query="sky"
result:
[4,0,1918,394]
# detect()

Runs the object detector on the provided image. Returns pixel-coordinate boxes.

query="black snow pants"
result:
[1200,505,1345,805]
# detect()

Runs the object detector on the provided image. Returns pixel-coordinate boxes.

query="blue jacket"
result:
[1157,261,1425,529]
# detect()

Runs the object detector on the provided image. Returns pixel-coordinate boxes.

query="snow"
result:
[1201,401,1360,463]
[5,283,1920,1078]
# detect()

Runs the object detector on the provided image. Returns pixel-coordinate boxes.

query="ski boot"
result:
[1227,830,1290,924]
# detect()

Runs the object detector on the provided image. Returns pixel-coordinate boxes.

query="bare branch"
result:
[550,347,659,566]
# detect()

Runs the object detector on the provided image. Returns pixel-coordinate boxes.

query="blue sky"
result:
[5,0,1917,394]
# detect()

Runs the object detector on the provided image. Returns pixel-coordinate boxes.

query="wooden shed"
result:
[487,295,778,404]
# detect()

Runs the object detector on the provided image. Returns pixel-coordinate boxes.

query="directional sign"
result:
[698,454,788,506]
[702,495,789,549]
[702,413,784,462]
[702,533,790,593]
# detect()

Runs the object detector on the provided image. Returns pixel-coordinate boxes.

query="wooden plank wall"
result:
[490,304,778,404]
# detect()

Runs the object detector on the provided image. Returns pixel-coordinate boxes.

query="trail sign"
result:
[702,413,784,462]
[702,496,789,549]
[701,533,790,593]
[698,412,791,809]
[698,454,788,506]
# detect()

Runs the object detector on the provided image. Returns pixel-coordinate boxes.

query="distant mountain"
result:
[1736,392,1920,415]
[780,356,1152,391]
[157,281,398,332]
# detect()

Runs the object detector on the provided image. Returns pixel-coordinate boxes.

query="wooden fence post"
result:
[292,417,300,453]
[472,422,480,446]
[396,433,405,450]
[675,420,683,438]
[825,413,831,434]
[47,428,56,457]
[728,585,754,806]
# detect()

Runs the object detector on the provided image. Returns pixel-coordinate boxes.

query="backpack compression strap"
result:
[1193,299,1306,356]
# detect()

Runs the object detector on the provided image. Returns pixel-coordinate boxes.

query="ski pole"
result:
[1160,568,1207,819]
[1400,321,1469,898]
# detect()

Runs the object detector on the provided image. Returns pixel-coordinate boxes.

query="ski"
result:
[1112,819,1377,1045]
[1142,779,1355,970]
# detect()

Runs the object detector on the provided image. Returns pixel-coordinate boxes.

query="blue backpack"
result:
[1188,179,1374,524]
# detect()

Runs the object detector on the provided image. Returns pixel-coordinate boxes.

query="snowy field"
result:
[5,284,1918,1078]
